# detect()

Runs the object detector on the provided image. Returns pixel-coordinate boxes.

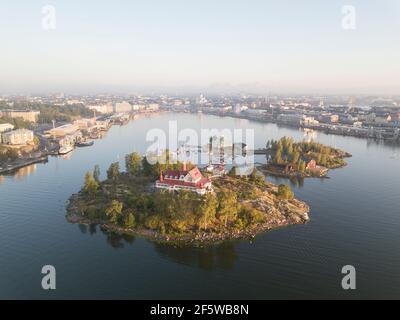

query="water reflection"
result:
[76,224,136,248]
[105,232,136,249]
[76,222,237,270]
[0,164,38,183]
[266,174,305,188]
[153,242,238,271]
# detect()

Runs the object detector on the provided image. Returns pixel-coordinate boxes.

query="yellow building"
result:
[1,129,34,145]
[0,110,40,123]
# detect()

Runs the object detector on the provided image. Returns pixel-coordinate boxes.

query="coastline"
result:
[0,155,48,174]
[66,178,310,246]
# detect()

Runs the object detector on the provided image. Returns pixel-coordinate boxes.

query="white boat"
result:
[59,144,74,155]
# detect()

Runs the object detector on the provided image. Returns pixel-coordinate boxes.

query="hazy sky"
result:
[0,0,399,94]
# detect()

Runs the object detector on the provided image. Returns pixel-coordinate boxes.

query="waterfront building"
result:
[245,109,269,116]
[132,104,146,111]
[0,123,14,133]
[87,103,114,114]
[147,104,160,111]
[115,102,132,113]
[1,129,34,145]
[319,114,339,124]
[303,116,319,125]
[277,113,304,125]
[375,115,391,124]
[0,110,40,123]
[73,118,97,130]
[156,166,213,195]
[59,131,82,147]
[45,124,80,138]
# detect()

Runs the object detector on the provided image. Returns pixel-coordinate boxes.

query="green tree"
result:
[107,162,120,180]
[125,152,142,175]
[142,156,159,178]
[298,159,306,173]
[93,165,101,183]
[320,154,327,166]
[197,194,218,230]
[83,171,99,195]
[105,200,123,224]
[228,166,238,177]
[274,145,283,164]
[217,189,238,227]
[124,211,136,228]
[277,184,294,200]
[292,151,300,164]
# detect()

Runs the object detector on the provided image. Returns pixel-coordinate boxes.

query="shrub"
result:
[277,184,294,200]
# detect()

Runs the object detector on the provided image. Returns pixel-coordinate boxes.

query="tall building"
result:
[0,110,40,123]
[87,103,114,114]
[1,129,34,145]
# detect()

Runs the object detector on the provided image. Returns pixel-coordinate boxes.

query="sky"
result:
[0,0,399,95]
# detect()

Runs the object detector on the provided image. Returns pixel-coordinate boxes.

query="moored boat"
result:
[76,140,94,147]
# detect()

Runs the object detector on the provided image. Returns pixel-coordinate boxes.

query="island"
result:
[261,137,352,178]
[66,152,310,245]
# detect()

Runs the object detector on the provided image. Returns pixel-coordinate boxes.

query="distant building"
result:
[277,114,303,125]
[306,160,317,170]
[319,114,339,123]
[1,129,34,145]
[45,124,80,138]
[303,116,319,125]
[156,166,213,195]
[0,110,40,123]
[234,104,242,114]
[147,103,160,111]
[0,123,14,133]
[132,104,146,111]
[73,118,97,130]
[375,115,391,124]
[115,102,132,113]
[87,103,114,114]
[245,109,269,116]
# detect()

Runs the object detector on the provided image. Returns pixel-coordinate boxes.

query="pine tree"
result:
[93,165,101,182]
[107,162,120,180]
[124,212,136,228]
[83,171,99,195]
[125,152,142,175]
[105,200,123,224]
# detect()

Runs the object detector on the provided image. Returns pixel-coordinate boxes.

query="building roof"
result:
[161,167,211,189]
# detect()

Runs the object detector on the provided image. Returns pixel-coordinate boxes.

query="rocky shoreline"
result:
[66,190,310,246]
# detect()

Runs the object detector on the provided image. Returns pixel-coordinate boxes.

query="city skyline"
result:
[1,1,400,95]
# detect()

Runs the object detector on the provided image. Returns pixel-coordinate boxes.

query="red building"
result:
[306,159,317,170]
[156,166,213,195]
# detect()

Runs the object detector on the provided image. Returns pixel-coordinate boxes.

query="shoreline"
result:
[66,180,311,246]
[191,110,400,143]
[66,205,309,246]
[0,155,48,174]
[258,162,348,179]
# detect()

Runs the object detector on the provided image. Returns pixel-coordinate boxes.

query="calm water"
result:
[1,113,400,299]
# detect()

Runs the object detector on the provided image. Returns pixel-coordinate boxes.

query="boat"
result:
[59,144,74,155]
[76,140,94,147]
